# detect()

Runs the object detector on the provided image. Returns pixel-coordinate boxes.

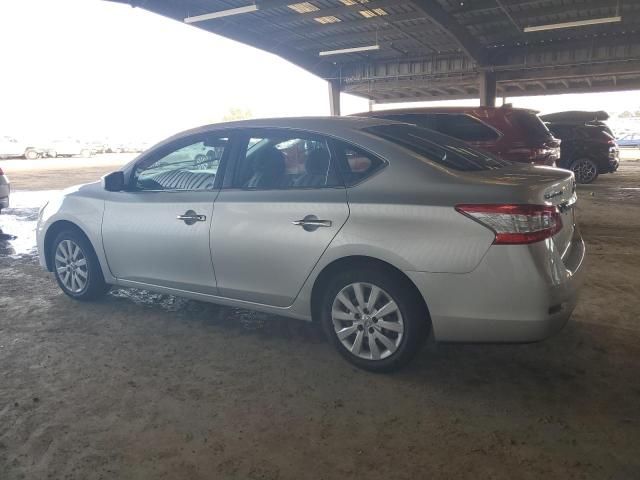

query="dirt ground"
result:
[0,156,639,479]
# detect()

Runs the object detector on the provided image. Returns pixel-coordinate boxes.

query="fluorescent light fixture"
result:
[288,2,319,14]
[314,15,341,24]
[524,16,622,32]
[184,4,258,23]
[319,44,380,56]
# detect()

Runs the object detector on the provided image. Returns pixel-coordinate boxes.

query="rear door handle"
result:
[293,215,332,231]
[177,209,206,225]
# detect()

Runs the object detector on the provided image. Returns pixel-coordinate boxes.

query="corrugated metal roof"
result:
[106,0,640,102]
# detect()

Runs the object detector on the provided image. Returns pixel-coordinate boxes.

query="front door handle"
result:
[292,215,332,232]
[177,209,206,225]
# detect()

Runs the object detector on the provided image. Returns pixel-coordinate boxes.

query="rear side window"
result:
[332,141,386,186]
[364,124,510,171]
[509,111,552,140]
[547,124,574,139]
[373,113,499,142]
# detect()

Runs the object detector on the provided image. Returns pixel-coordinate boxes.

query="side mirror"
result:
[103,171,126,192]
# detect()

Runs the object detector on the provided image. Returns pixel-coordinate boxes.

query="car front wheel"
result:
[320,268,428,372]
[24,149,39,160]
[570,158,599,184]
[51,230,109,300]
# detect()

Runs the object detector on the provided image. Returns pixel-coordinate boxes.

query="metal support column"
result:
[328,79,341,116]
[479,71,497,107]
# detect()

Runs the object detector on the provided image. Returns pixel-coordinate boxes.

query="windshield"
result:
[364,124,510,171]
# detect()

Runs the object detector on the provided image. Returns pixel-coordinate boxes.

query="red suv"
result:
[355,106,561,166]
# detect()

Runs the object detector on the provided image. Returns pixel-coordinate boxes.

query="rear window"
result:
[364,124,510,172]
[509,111,552,140]
[373,113,499,142]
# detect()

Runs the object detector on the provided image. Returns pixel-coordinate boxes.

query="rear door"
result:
[210,128,349,307]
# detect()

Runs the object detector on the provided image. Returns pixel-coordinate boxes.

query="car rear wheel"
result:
[320,268,428,372]
[51,230,109,301]
[570,158,599,184]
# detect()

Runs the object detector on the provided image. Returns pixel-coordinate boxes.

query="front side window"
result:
[235,133,340,189]
[134,135,229,191]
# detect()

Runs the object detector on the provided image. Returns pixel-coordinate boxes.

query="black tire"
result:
[320,266,429,372]
[51,229,109,301]
[570,158,599,184]
[24,149,39,160]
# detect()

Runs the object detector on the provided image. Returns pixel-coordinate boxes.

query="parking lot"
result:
[1,154,639,479]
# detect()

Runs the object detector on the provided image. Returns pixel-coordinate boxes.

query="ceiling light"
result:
[359,7,387,18]
[314,15,341,24]
[319,44,380,56]
[184,4,258,23]
[524,16,622,32]
[340,0,369,5]
[288,2,319,14]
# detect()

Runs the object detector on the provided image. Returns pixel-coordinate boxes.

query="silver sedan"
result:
[36,117,585,371]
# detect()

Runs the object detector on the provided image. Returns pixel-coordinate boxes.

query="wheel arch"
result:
[43,220,94,271]
[310,255,430,324]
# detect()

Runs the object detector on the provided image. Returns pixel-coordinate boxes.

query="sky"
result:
[1,0,639,143]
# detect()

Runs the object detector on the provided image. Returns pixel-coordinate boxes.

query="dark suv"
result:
[355,106,560,166]
[544,123,619,184]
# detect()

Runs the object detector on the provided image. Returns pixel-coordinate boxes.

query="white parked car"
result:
[0,136,45,159]
[46,139,93,158]
[0,136,28,159]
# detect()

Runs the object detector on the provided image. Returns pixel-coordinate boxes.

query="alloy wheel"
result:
[331,282,404,360]
[571,159,597,184]
[54,239,89,294]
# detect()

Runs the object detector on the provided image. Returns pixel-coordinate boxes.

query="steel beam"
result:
[479,70,497,106]
[409,0,489,65]
[328,79,341,116]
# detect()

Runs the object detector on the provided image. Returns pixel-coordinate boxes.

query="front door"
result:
[102,132,232,295]
[211,130,349,307]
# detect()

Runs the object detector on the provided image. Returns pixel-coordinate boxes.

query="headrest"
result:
[255,147,285,175]
[305,149,330,175]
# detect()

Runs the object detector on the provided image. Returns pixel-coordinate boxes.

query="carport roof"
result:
[107,0,640,102]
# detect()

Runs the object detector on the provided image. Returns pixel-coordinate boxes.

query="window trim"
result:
[225,128,345,191]
[127,130,238,193]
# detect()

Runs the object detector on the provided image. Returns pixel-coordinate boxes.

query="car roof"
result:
[162,116,406,145]
[353,106,540,116]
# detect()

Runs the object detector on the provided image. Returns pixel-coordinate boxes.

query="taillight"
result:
[455,204,562,244]
[507,147,557,165]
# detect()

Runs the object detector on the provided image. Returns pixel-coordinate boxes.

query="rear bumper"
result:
[406,228,586,343]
